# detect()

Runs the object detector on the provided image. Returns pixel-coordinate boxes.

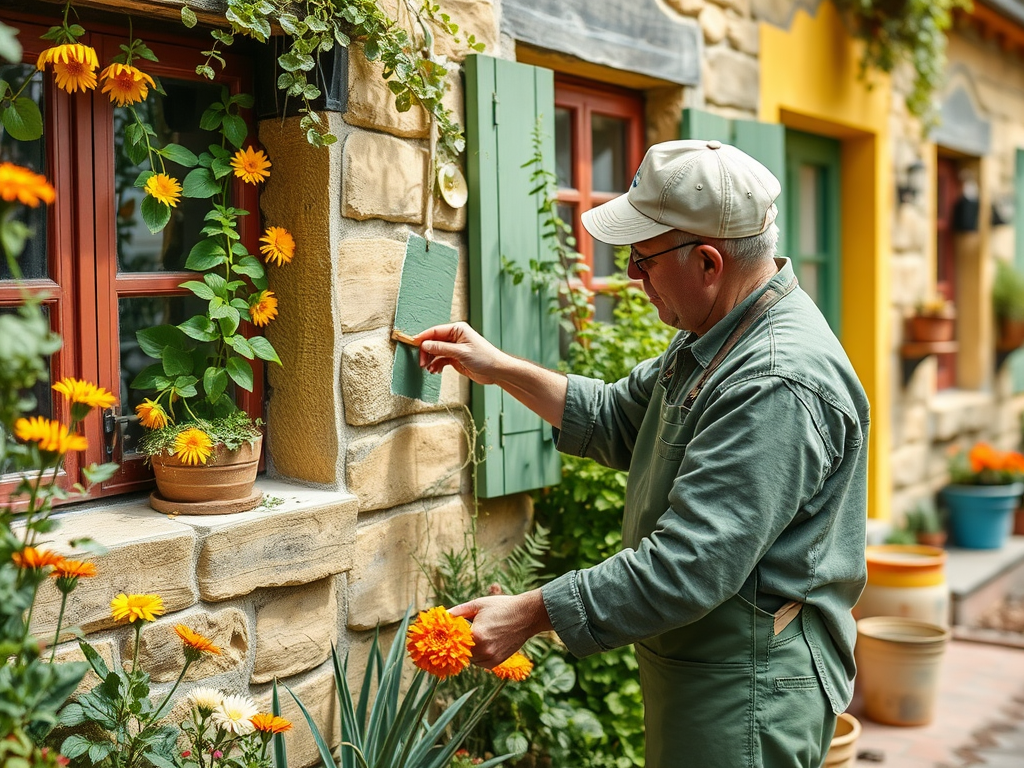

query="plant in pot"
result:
[904,501,947,548]
[127,84,292,514]
[906,295,955,342]
[993,259,1024,352]
[943,443,1024,549]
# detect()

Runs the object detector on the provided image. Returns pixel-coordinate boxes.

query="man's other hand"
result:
[449,589,554,668]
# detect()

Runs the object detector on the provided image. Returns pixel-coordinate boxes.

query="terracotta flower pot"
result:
[906,315,955,342]
[997,317,1024,352]
[150,435,262,514]
[824,712,862,768]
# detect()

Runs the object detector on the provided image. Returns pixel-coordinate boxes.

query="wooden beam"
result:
[36,0,228,28]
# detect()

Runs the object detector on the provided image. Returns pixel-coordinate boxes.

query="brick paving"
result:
[849,639,1024,767]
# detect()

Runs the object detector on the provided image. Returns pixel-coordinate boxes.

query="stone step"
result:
[947,535,1024,627]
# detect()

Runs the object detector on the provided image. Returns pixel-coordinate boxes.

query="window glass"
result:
[0,304,52,476]
[592,238,616,278]
[555,107,573,189]
[115,79,222,273]
[799,164,819,255]
[800,262,819,304]
[591,114,626,193]
[0,65,47,280]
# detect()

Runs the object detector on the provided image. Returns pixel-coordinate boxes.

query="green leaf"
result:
[1,96,43,141]
[140,195,171,234]
[248,335,281,365]
[181,167,221,199]
[185,239,227,271]
[162,345,193,377]
[204,272,228,297]
[233,255,266,280]
[204,367,228,401]
[226,356,254,391]
[136,325,189,357]
[82,462,119,484]
[199,105,224,131]
[181,5,198,27]
[0,218,30,260]
[180,280,215,300]
[159,143,199,168]
[178,315,219,342]
[221,113,248,148]
[133,169,156,188]
[60,734,94,760]
[227,335,254,359]
[129,363,166,390]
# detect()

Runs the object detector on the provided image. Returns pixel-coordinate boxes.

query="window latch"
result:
[102,407,137,459]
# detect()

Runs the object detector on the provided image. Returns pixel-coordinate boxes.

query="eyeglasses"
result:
[629,241,701,274]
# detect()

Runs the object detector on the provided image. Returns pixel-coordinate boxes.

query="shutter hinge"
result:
[492,92,499,126]
[498,411,505,447]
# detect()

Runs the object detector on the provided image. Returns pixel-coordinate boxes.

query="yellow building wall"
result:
[760,1,893,520]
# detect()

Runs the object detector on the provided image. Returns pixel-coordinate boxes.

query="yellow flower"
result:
[173,428,213,466]
[175,624,222,659]
[14,416,88,454]
[259,226,295,267]
[250,713,292,734]
[110,593,165,623]
[144,173,182,208]
[36,44,99,93]
[248,290,278,327]
[230,146,271,184]
[135,399,170,429]
[52,377,116,409]
[406,606,474,679]
[0,162,56,207]
[52,559,98,595]
[99,62,155,106]
[489,652,533,682]
[11,547,64,570]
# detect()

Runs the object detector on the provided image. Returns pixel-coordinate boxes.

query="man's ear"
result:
[697,245,724,285]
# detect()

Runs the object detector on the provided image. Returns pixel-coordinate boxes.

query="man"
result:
[416,140,869,767]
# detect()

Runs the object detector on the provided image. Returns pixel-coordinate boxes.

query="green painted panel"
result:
[733,119,786,254]
[503,429,561,495]
[390,234,458,402]
[1011,149,1024,391]
[680,108,731,143]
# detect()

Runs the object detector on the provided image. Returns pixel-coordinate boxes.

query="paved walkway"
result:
[849,639,1024,767]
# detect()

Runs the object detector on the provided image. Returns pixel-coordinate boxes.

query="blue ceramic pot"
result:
[941,483,1023,549]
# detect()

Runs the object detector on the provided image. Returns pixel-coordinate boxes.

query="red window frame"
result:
[554,77,645,294]
[936,157,960,391]
[0,12,263,504]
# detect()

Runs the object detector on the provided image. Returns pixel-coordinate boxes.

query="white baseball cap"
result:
[581,139,781,245]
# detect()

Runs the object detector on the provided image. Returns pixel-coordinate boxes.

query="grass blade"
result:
[286,681,338,767]
[272,679,288,768]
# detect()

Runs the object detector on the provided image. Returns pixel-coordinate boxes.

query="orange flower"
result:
[144,173,182,208]
[230,146,271,184]
[14,416,88,454]
[0,162,56,207]
[52,378,116,409]
[135,399,170,429]
[968,443,998,473]
[250,713,292,734]
[175,624,222,658]
[12,547,64,570]
[99,62,155,106]
[406,606,474,679]
[489,652,533,682]
[173,428,213,466]
[248,290,278,327]
[259,226,295,267]
[52,559,97,594]
[111,593,165,623]
[36,43,99,93]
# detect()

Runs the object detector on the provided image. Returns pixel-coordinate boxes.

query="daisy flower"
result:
[248,290,278,327]
[230,146,271,184]
[172,428,213,466]
[259,226,295,266]
[144,173,182,208]
[36,43,99,93]
[99,62,155,106]
[110,593,165,623]
[135,399,170,429]
[212,694,258,735]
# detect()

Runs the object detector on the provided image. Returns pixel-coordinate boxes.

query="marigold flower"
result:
[51,558,98,594]
[53,377,116,410]
[186,686,223,714]
[175,624,221,659]
[144,173,182,208]
[250,713,292,734]
[0,162,56,207]
[259,226,295,267]
[212,694,258,735]
[110,593,165,623]
[99,62,155,106]
[406,606,474,679]
[36,44,99,93]
[230,146,271,184]
[173,428,213,466]
[12,546,64,570]
[969,443,998,474]
[135,399,170,429]
[489,652,533,682]
[14,416,88,454]
[248,290,278,327]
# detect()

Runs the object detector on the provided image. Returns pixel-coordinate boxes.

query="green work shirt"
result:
[541,258,870,714]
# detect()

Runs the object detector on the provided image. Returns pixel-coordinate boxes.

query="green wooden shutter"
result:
[466,54,561,498]
[680,109,786,254]
[1011,149,1024,391]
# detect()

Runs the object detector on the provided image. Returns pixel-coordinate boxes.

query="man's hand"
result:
[450,589,554,668]
[416,322,505,385]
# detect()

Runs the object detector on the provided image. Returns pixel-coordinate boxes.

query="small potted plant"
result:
[943,443,1024,549]
[993,259,1024,352]
[906,295,955,342]
[904,502,947,548]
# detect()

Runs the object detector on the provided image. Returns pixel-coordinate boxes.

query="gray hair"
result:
[673,223,780,267]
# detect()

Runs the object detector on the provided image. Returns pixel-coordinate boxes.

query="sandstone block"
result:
[346,418,468,512]
[711,0,751,16]
[727,16,759,55]
[253,578,337,683]
[477,493,533,560]
[255,667,338,768]
[700,4,727,44]
[703,48,758,111]
[347,498,471,629]
[133,607,249,683]
[345,46,429,138]
[186,493,359,602]
[897,404,929,445]
[345,623,400,693]
[343,132,426,224]
[931,405,962,442]
[890,442,929,488]
[50,637,116,698]
[27,508,197,637]
[433,191,468,232]
[337,237,408,332]
[666,0,705,16]
[340,332,467,426]
[431,0,499,61]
